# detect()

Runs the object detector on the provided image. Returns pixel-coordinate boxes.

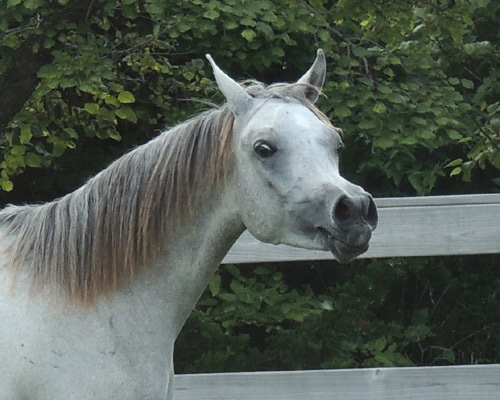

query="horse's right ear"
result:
[206,54,253,117]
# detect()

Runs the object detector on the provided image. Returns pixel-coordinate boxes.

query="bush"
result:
[175,255,500,373]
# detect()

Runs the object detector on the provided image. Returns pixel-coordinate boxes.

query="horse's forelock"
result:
[244,80,333,128]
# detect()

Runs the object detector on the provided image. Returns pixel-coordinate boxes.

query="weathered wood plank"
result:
[175,364,500,400]
[223,194,500,264]
[375,193,500,207]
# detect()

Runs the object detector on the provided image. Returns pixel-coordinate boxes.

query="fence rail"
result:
[175,365,500,400]
[177,194,500,399]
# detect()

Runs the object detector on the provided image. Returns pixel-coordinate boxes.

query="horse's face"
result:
[207,51,378,263]
[233,100,377,263]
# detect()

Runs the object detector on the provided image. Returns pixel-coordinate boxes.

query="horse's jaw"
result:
[316,227,371,264]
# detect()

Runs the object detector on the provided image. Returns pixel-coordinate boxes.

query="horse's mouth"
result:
[317,227,369,264]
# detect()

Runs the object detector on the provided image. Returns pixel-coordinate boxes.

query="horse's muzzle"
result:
[319,194,378,263]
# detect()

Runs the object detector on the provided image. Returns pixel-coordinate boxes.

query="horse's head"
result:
[207,50,378,263]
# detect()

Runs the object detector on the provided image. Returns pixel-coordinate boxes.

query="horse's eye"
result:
[336,141,344,154]
[254,141,277,158]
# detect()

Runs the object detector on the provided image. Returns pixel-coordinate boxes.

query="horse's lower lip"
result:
[317,227,369,263]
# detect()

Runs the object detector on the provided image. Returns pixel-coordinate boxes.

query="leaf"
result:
[43,38,56,49]
[352,46,368,57]
[447,130,462,140]
[271,46,285,57]
[373,138,394,149]
[461,79,474,89]
[411,117,427,126]
[118,91,135,103]
[7,0,22,7]
[84,103,100,114]
[257,22,274,37]
[378,85,393,94]
[389,94,407,104]
[37,64,58,79]
[1,179,13,192]
[373,101,387,114]
[53,141,66,157]
[491,153,500,170]
[104,96,121,107]
[59,77,76,89]
[318,29,330,42]
[230,280,252,303]
[209,274,221,297]
[240,16,256,27]
[25,152,43,168]
[400,137,418,145]
[11,145,25,155]
[23,0,43,9]
[445,158,463,168]
[225,264,240,277]
[224,20,238,30]
[106,129,122,141]
[419,131,436,140]
[115,106,138,123]
[359,119,377,129]
[145,2,164,15]
[486,102,500,115]
[203,9,220,20]
[450,167,462,177]
[178,22,192,33]
[372,337,387,352]
[20,126,32,144]
[335,105,351,118]
[241,29,257,41]
[109,83,125,93]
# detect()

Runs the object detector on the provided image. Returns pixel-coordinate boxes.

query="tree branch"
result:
[478,123,500,154]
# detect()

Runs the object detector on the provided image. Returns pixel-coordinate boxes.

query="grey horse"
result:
[0,50,377,399]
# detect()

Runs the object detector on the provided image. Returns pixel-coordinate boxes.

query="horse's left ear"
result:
[296,49,326,103]
[206,54,253,117]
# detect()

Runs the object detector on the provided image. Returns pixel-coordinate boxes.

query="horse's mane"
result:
[0,80,329,304]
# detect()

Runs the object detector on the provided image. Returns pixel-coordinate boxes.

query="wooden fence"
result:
[176,194,500,399]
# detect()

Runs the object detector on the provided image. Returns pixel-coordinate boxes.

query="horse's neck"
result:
[112,183,245,338]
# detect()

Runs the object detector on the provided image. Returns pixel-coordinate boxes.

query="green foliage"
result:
[314,0,500,195]
[0,0,214,193]
[176,256,500,373]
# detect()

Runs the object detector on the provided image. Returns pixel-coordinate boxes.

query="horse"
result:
[0,49,377,399]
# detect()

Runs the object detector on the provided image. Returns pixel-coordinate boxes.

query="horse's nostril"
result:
[334,195,378,229]
[334,196,353,222]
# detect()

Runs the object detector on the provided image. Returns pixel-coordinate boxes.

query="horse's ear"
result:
[206,54,253,117]
[296,49,326,103]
